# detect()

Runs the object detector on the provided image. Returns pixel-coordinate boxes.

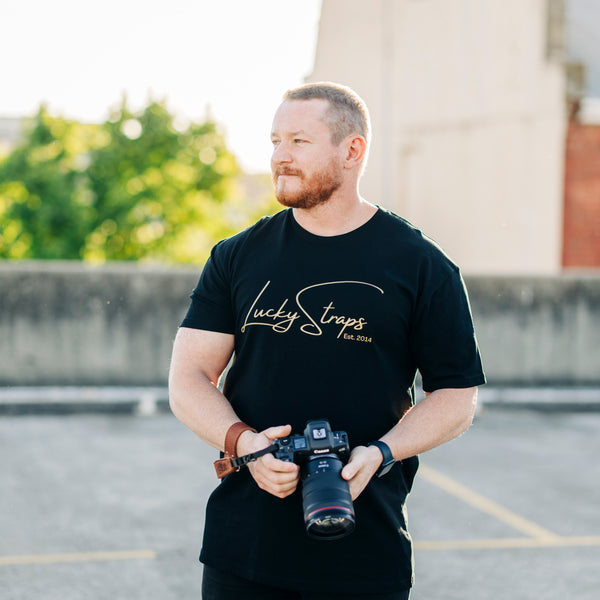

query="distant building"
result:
[562,0,600,268]
[309,0,599,274]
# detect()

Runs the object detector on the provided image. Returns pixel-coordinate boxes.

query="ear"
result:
[343,135,367,170]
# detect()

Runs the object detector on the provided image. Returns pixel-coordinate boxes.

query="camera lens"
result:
[301,456,355,541]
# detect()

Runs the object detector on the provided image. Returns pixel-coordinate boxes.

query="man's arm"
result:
[168,327,299,497]
[169,327,239,448]
[341,387,478,500]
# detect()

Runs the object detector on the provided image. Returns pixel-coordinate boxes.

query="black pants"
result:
[202,566,411,600]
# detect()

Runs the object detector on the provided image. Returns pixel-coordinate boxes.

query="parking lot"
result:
[1,402,600,599]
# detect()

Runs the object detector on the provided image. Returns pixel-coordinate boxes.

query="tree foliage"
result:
[0,100,278,263]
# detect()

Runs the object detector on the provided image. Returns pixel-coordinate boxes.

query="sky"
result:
[0,0,322,173]
[566,0,600,97]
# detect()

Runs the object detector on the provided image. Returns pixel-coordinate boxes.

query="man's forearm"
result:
[342,387,477,499]
[380,387,478,461]
[169,367,241,452]
[169,328,243,452]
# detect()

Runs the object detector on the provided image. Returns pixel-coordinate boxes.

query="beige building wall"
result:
[309,0,567,274]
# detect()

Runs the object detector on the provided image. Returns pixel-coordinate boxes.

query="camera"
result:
[272,419,355,541]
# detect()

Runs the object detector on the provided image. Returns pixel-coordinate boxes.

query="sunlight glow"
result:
[0,1,322,173]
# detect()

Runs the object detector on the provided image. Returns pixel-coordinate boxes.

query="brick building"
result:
[563,110,600,267]
[309,0,600,273]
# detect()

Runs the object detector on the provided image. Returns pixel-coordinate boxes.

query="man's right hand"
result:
[236,425,300,498]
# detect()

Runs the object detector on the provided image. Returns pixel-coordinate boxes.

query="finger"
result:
[265,480,298,499]
[341,451,365,480]
[348,477,369,501]
[262,424,292,441]
[253,466,298,487]
[265,472,299,489]
[343,445,382,481]
[341,461,359,481]
[261,452,299,474]
[249,462,299,498]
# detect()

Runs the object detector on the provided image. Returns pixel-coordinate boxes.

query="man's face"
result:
[270,99,344,209]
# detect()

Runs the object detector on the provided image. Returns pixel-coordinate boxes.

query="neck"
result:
[292,190,377,237]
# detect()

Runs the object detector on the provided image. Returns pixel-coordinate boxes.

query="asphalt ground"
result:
[1,403,599,599]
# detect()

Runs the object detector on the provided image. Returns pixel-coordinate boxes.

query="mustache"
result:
[274,167,304,178]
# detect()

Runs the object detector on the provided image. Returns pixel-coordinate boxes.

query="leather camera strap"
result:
[214,422,256,479]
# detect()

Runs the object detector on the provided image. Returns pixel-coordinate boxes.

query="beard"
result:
[272,159,343,209]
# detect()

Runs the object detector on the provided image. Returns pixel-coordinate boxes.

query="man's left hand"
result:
[340,445,383,500]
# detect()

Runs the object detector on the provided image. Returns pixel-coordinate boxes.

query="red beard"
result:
[272,160,343,210]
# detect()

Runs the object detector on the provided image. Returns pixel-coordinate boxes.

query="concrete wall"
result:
[0,262,198,386]
[309,0,567,275]
[1,262,599,387]
[466,273,600,385]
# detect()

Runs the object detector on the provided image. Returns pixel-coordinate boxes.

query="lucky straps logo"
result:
[241,280,384,340]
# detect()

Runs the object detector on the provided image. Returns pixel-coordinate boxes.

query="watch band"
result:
[367,440,395,477]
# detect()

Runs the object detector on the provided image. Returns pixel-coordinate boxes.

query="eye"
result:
[271,138,281,147]
[294,138,307,144]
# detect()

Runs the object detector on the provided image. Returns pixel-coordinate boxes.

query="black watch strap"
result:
[367,440,395,477]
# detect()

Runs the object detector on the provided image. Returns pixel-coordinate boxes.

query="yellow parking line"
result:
[0,549,157,566]
[415,536,600,551]
[418,464,560,541]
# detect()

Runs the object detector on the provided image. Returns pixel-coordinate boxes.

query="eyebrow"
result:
[271,129,309,138]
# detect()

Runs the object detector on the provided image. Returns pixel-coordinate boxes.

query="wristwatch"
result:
[367,440,395,477]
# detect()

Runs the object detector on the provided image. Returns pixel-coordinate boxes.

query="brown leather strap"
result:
[214,422,256,479]
[224,421,256,458]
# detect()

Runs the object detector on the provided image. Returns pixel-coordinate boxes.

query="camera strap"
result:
[214,421,257,478]
[231,444,278,469]
[214,444,278,479]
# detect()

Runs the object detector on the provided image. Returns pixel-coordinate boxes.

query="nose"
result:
[271,141,292,166]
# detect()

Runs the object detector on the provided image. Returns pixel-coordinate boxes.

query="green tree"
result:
[83,99,241,262]
[0,106,99,258]
[0,99,278,263]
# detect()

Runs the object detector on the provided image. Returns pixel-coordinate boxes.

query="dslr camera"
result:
[272,419,355,541]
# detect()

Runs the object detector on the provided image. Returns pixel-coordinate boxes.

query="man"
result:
[169,82,485,599]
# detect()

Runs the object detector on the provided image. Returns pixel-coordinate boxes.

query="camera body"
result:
[271,420,350,465]
[272,419,355,541]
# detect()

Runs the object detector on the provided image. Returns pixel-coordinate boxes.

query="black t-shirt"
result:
[181,207,485,593]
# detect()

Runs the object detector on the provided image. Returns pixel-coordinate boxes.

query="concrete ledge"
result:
[0,386,170,416]
[2,264,600,388]
[0,261,199,387]
[2,386,600,416]
[477,386,600,412]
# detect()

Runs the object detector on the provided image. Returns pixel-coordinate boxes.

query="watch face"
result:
[378,462,394,476]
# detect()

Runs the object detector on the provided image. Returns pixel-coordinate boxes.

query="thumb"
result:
[341,457,359,481]
[262,424,292,441]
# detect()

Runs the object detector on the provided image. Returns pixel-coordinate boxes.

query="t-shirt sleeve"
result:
[180,242,236,334]
[411,269,485,393]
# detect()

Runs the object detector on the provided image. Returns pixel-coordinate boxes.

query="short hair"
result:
[283,82,371,148]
